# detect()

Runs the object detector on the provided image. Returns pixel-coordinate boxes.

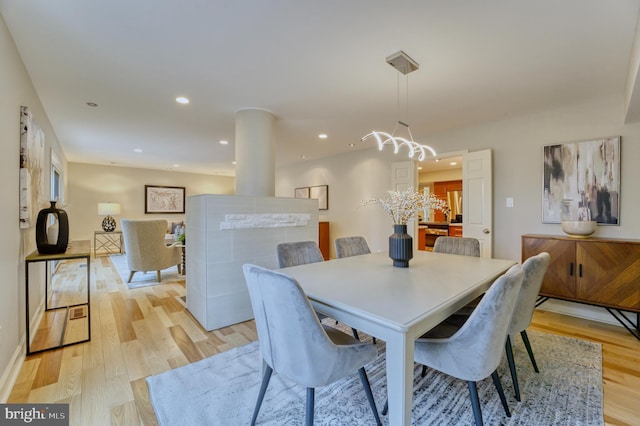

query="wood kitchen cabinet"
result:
[448,225,462,238]
[319,221,330,260]
[522,234,640,312]
[433,180,462,222]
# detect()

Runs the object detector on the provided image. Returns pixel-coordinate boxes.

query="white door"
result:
[462,150,493,257]
[391,161,418,241]
[391,161,415,192]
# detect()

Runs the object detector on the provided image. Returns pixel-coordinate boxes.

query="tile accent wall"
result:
[187,195,318,330]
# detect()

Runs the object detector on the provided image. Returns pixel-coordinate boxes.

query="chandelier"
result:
[361,51,437,161]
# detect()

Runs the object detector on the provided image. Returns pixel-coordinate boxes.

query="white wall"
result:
[277,94,640,324]
[0,13,67,399]
[276,147,404,258]
[420,94,640,258]
[67,162,234,246]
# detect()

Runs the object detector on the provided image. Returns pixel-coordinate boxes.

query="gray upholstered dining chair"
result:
[433,236,480,257]
[277,241,361,340]
[419,235,481,377]
[427,252,551,402]
[505,252,550,401]
[383,265,524,425]
[242,264,382,426]
[335,236,371,258]
[121,219,181,283]
[277,241,325,268]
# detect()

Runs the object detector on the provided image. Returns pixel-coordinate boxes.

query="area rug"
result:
[146,330,603,425]
[109,254,183,289]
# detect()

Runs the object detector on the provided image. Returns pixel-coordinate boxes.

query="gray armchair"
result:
[121,219,180,283]
[242,264,382,426]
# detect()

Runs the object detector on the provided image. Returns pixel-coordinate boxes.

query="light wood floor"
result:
[8,256,640,425]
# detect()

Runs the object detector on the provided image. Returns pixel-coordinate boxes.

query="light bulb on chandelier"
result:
[361,50,437,161]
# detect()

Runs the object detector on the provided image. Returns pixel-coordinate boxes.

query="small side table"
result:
[94,230,124,256]
[25,240,91,355]
[171,243,186,275]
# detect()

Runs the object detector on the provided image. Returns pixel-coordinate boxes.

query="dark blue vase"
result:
[389,224,412,267]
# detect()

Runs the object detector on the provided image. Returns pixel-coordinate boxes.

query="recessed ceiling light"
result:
[86,102,98,107]
[219,140,229,145]
[349,143,356,147]
[175,96,190,104]
[133,148,142,153]
[450,162,457,166]
[300,155,306,159]
[318,134,328,139]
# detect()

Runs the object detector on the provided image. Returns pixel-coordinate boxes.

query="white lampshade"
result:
[98,202,121,216]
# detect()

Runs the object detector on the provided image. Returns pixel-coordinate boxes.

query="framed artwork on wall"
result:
[310,185,329,210]
[19,106,46,228]
[145,185,186,214]
[294,187,310,199]
[542,136,620,224]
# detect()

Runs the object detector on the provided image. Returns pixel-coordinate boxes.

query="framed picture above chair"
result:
[145,185,186,214]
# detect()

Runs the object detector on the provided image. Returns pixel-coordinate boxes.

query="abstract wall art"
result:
[543,136,620,224]
[19,106,46,229]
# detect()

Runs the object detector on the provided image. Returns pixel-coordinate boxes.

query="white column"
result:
[235,108,275,197]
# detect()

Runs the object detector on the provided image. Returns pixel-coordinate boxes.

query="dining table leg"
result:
[385,332,414,426]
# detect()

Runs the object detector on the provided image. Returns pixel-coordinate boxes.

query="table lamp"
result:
[98,202,121,232]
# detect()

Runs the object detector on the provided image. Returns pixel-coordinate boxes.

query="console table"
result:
[94,230,124,256]
[522,234,640,340]
[25,240,91,354]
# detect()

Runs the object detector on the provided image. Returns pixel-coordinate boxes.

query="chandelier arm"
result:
[396,138,416,158]
[387,134,400,154]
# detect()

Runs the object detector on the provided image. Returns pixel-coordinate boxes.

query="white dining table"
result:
[283,250,516,426]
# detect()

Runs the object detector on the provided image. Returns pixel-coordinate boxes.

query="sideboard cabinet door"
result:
[522,235,576,299]
[576,241,640,310]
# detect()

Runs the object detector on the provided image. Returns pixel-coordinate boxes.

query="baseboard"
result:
[0,300,46,402]
[536,299,627,327]
[0,339,26,403]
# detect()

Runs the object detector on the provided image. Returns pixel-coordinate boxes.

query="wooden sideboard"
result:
[522,234,640,339]
[522,234,640,312]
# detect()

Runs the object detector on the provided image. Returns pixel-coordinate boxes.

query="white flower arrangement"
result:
[363,187,450,225]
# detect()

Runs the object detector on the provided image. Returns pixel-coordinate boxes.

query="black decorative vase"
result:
[36,201,69,254]
[389,224,413,268]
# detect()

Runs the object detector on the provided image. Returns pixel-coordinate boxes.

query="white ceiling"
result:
[2,0,639,176]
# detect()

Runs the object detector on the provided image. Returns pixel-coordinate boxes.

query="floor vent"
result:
[69,307,86,320]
